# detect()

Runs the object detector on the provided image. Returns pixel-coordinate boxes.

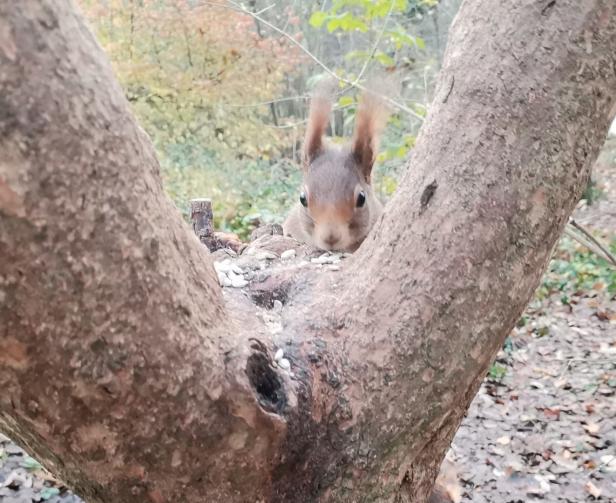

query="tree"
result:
[1,0,614,502]
[78,0,300,159]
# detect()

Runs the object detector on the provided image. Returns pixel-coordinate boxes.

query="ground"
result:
[1,142,615,502]
[450,140,616,503]
[452,285,616,502]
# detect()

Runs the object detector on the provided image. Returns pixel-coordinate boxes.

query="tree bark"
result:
[1,1,615,502]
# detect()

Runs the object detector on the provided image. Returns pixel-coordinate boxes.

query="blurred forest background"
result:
[76,0,615,296]
[74,0,616,307]
[77,0,461,238]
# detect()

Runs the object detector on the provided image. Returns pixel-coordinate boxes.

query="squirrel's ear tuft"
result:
[303,77,336,168]
[352,80,394,182]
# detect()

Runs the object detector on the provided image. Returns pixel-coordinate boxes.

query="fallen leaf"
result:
[20,456,43,472]
[554,377,569,388]
[543,407,561,420]
[528,474,551,495]
[583,422,601,435]
[40,487,60,500]
[585,480,601,498]
[600,455,616,472]
[542,449,554,461]
[551,452,579,472]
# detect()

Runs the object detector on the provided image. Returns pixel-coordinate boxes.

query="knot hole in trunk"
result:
[246,352,287,414]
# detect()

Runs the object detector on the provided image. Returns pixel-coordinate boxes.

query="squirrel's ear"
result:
[352,87,392,183]
[303,77,336,168]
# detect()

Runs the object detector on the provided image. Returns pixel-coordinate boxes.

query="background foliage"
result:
[79,0,461,238]
[79,0,614,269]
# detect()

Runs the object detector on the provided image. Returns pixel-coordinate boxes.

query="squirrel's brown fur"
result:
[283,78,391,252]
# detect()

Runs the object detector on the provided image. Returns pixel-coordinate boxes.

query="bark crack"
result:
[442,75,455,103]
[420,180,438,214]
[541,0,556,15]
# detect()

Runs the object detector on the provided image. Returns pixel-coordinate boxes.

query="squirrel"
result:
[283,78,391,252]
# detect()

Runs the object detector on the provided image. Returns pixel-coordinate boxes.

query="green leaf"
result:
[20,456,43,471]
[503,337,514,354]
[413,103,427,117]
[327,17,341,32]
[366,0,408,18]
[338,95,355,107]
[309,11,328,28]
[386,30,425,50]
[40,488,61,500]
[327,12,368,33]
[377,174,398,196]
[332,0,373,15]
[395,145,408,157]
[375,51,395,66]
[488,363,507,381]
[404,134,416,148]
[344,50,371,62]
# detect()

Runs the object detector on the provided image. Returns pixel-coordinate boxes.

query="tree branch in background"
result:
[196,0,425,120]
[565,219,616,267]
[225,95,309,108]
[353,0,396,86]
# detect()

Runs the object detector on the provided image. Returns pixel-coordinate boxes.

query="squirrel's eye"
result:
[300,191,308,207]
[356,191,366,208]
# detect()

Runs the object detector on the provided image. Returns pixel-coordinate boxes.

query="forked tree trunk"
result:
[1,1,615,502]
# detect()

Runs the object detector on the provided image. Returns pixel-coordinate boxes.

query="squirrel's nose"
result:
[324,234,340,248]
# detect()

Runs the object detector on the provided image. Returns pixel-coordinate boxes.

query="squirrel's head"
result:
[297,79,391,252]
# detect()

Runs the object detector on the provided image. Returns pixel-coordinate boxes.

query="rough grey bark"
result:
[1,1,615,502]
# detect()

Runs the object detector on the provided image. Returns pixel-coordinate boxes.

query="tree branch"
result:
[565,219,616,266]
[353,0,396,86]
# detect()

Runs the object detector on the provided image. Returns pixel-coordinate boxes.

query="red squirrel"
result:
[283,78,391,252]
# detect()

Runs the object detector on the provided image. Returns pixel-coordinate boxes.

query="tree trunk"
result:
[1,0,615,502]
